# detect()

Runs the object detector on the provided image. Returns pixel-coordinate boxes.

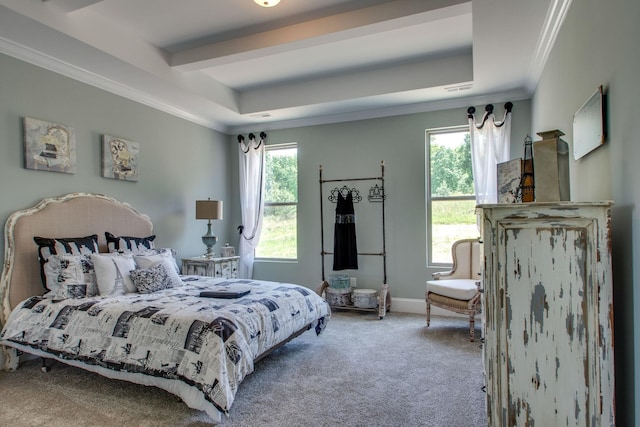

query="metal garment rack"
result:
[316,161,390,318]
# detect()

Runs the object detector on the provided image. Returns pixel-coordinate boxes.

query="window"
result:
[426,127,477,265]
[256,143,298,259]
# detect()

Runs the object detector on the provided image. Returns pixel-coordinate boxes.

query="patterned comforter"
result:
[0,276,330,419]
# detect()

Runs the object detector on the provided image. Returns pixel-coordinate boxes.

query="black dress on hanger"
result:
[333,190,358,270]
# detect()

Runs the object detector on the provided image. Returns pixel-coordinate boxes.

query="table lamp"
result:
[195,199,223,257]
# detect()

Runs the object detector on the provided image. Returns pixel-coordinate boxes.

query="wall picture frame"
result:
[102,135,139,181]
[573,85,605,160]
[23,117,77,174]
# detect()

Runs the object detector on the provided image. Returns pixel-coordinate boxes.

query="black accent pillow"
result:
[34,235,100,291]
[105,232,156,253]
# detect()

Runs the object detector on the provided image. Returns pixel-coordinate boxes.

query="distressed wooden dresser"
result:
[477,202,615,426]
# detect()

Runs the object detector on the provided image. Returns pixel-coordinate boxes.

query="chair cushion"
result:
[426,279,479,300]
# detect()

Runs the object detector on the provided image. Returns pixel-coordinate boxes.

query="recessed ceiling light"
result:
[254,0,280,7]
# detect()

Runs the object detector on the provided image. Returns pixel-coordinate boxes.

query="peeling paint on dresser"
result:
[478,202,615,427]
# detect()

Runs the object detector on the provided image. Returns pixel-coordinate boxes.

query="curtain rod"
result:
[467,102,513,128]
[237,131,266,152]
[237,131,267,143]
[467,101,513,117]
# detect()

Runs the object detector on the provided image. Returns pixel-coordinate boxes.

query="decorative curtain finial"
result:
[467,107,476,118]
[238,132,267,153]
[505,102,513,113]
[467,102,513,129]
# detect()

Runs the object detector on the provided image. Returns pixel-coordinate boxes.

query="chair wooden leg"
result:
[469,315,475,342]
[426,300,431,327]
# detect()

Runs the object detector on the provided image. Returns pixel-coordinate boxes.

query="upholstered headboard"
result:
[0,193,153,325]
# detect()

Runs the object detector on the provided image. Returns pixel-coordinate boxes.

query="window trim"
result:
[256,142,298,261]
[425,125,473,267]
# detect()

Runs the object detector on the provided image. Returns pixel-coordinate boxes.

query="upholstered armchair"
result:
[426,238,481,341]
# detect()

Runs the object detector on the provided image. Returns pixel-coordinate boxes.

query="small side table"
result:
[181,256,240,279]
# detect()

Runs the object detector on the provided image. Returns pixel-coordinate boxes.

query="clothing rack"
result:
[317,161,390,318]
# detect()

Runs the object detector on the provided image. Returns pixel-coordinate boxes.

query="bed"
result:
[0,193,330,423]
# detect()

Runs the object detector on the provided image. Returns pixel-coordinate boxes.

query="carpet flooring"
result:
[0,311,485,426]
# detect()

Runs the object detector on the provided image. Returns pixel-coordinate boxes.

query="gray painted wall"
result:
[7,0,634,420]
[531,0,640,424]
[229,100,531,299]
[0,53,233,266]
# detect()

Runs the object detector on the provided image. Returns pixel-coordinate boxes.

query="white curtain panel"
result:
[238,135,265,279]
[468,105,512,204]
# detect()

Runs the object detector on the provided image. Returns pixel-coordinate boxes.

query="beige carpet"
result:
[0,311,485,426]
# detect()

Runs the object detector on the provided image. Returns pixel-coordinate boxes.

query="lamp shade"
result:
[196,199,223,220]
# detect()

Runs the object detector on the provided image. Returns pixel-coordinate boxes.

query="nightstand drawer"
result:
[181,256,239,279]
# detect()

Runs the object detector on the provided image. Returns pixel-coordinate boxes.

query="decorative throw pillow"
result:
[105,232,156,253]
[43,254,98,299]
[56,255,98,298]
[134,249,183,288]
[34,235,99,291]
[130,263,172,294]
[90,253,137,296]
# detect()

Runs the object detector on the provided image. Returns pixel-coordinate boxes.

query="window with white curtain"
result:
[255,143,298,259]
[426,127,477,265]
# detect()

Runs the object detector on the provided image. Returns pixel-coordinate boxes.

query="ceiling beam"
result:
[170,0,471,72]
[239,52,473,115]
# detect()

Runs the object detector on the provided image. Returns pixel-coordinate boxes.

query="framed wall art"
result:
[573,85,605,160]
[102,135,139,181]
[497,158,522,203]
[23,117,77,174]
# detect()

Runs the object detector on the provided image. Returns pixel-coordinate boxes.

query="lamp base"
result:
[202,250,217,258]
[202,221,218,258]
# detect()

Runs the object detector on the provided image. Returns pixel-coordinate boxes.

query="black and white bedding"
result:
[0,276,330,420]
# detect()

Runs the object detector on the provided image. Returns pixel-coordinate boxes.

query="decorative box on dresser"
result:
[181,256,239,279]
[477,202,615,427]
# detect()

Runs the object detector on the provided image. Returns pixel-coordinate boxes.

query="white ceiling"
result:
[0,0,571,134]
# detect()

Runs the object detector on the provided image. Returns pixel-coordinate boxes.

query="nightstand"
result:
[181,256,240,279]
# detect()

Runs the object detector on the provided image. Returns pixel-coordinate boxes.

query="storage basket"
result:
[352,289,378,309]
[325,287,351,306]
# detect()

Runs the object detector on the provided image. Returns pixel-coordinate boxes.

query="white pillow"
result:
[136,248,180,273]
[90,253,137,296]
[134,250,184,288]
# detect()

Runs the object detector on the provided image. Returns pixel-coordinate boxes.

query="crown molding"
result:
[0,36,227,132]
[229,88,530,134]
[526,0,573,93]
[1,35,531,136]
[2,34,528,136]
